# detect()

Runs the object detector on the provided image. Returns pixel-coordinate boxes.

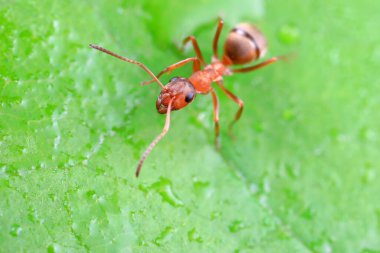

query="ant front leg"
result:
[211,89,220,150]
[182,36,206,66]
[216,80,244,140]
[142,57,201,85]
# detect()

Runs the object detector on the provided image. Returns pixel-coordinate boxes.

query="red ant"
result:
[90,18,285,177]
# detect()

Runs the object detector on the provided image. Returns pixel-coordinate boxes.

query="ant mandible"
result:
[90,18,285,177]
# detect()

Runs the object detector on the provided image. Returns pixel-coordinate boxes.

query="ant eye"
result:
[169,76,179,82]
[185,93,194,102]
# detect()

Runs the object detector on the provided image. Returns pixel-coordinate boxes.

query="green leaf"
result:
[1,0,379,252]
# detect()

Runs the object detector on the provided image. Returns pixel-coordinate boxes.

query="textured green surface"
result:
[1,0,380,252]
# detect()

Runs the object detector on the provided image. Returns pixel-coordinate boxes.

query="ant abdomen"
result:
[156,77,196,114]
[223,23,267,65]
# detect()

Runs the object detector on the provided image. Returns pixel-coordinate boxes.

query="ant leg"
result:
[211,89,220,150]
[142,57,201,85]
[136,98,175,177]
[232,55,287,73]
[212,17,224,61]
[89,44,165,89]
[183,36,206,65]
[216,80,243,139]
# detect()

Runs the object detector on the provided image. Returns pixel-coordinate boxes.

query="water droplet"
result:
[89,218,98,236]
[48,193,58,202]
[0,165,8,179]
[9,224,22,237]
[83,133,106,165]
[285,163,300,179]
[192,177,211,197]
[149,177,184,207]
[154,226,174,246]
[71,222,79,231]
[188,228,203,243]
[310,239,334,253]
[39,162,47,169]
[85,190,104,203]
[228,220,247,233]
[313,146,324,156]
[5,165,20,177]
[259,194,268,207]
[261,178,271,193]
[27,208,40,223]
[261,217,275,229]
[196,112,212,129]
[54,135,61,150]
[47,243,60,253]
[359,127,377,142]
[210,211,221,220]
[249,183,259,194]
[329,49,340,65]
[301,205,315,220]
[253,121,264,133]
[361,164,376,184]
[95,167,106,176]
[282,108,296,121]
[137,238,148,246]
[322,243,332,253]
[20,99,28,107]
[129,211,137,222]
[337,133,351,143]
[278,24,299,45]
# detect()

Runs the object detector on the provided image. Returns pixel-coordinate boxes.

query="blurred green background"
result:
[1,0,379,252]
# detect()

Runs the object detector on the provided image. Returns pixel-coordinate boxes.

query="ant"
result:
[90,18,286,177]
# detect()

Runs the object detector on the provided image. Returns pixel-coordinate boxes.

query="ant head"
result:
[156,77,196,114]
[223,23,267,65]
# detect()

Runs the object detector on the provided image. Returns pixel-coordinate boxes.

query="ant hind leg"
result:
[212,17,224,61]
[232,55,291,73]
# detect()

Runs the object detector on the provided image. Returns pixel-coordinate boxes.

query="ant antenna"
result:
[89,44,165,89]
[135,98,174,177]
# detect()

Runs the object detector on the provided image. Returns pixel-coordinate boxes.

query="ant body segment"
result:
[90,18,285,177]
